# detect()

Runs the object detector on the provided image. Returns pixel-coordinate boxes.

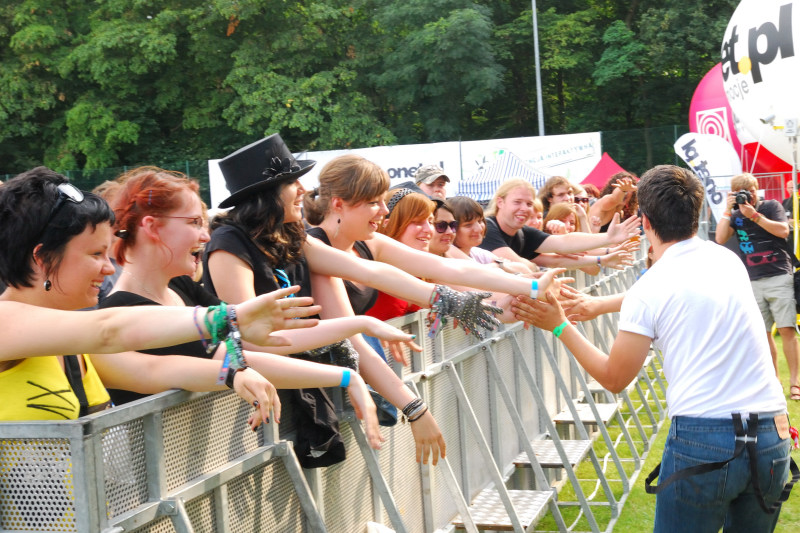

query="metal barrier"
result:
[0,258,658,533]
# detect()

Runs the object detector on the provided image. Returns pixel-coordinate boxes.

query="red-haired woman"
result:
[99,166,426,447]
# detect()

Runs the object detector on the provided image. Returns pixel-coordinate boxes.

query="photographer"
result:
[715,173,799,400]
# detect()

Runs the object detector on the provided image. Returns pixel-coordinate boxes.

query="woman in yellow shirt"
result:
[0,167,381,442]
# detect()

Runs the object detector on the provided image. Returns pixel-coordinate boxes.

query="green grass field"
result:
[611,335,800,532]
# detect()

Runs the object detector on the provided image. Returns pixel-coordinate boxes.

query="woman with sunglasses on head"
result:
[0,167,327,426]
[94,167,415,445]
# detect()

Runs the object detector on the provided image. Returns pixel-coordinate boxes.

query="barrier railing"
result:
[0,256,656,533]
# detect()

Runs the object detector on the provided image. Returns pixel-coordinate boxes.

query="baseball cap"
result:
[414,164,450,185]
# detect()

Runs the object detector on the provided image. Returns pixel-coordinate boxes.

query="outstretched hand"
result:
[429,285,503,340]
[605,213,641,245]
[524,291,568,332]
[534,268,568,300]
[236,286,321,347]
[363,316,422,366]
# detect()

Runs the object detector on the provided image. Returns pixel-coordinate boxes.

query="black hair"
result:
[0,167,115,288]
[211,184,305,266]
[637,165,703,243]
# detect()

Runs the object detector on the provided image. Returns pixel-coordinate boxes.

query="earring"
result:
[333,217,341,240]
[44,279,52,291]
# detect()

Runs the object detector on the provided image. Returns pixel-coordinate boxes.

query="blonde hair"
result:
[543,203,583,233]
[485,179,536,217]
[731,173,758,192]
[380,190,435,241]
[303,154,390,225]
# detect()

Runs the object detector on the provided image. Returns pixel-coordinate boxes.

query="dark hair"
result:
[599,172,639,219]
[110,166,201,265]
[211,184,305,266]
[448,196,484,225]
[0,166,114,288]
[637,165,703,243]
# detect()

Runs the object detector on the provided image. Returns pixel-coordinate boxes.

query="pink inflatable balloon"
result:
[689,63,744,155]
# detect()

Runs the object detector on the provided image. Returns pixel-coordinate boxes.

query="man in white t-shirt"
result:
[526,165,791,532]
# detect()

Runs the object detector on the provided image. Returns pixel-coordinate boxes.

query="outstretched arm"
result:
[537,213,640,254]
[522,292,650,393]
[0,286,318,361]
[318,232,548,297]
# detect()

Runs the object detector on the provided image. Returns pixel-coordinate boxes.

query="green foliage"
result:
[0,0,740,175]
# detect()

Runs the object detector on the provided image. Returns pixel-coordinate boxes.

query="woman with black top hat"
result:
[204,135,512,464]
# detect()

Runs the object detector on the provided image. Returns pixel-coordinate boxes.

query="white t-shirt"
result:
[619,237,785,418]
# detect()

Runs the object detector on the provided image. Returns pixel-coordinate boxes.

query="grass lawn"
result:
[611,335,800,532]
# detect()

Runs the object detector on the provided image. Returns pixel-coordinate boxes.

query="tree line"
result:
[0,0,737,175]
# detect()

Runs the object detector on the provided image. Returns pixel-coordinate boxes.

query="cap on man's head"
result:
[414,164,450,185]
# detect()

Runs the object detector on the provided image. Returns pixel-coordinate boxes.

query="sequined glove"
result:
[428,285,503,340]
[296,339,359,371]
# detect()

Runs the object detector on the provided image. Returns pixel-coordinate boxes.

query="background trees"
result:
[0,0,738,175]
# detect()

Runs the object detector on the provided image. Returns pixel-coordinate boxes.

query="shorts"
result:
[751,273,796,329]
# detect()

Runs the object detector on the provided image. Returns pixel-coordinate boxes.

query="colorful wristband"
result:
[530,280,539,299]
[339,369,351,388]
[596,256,602,266]
[552,320,569,338]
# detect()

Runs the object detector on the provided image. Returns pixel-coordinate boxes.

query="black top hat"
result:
[218,134,316,208]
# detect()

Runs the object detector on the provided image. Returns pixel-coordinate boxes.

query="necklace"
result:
[121,270,183,307]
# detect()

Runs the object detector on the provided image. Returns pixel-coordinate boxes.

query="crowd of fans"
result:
[0,136,796,531]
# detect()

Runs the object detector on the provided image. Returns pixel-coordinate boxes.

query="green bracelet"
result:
[552,320,569,338]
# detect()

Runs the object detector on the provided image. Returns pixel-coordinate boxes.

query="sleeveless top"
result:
[98,275,220,405]
[305,227,379,315]
[0,355,111,421]
[202,224,312,298]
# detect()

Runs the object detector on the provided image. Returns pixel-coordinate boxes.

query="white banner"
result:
[209,132,602,208]
[673,132,743,223]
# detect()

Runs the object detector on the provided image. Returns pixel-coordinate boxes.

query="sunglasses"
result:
[433,220,458,233]
[38,183,85,241]
[574,197,590,204]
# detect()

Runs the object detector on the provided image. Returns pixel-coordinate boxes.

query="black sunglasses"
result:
[433,220,458,233]
[38,183,85,241]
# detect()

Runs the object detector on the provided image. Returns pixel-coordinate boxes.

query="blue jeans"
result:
[653,413,792,533]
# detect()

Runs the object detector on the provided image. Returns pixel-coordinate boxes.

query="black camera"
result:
[735,190,752,205]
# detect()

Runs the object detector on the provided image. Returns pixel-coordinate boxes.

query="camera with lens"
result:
[735,190,752,205]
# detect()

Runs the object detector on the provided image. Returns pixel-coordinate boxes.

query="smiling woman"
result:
[0,167,328,423]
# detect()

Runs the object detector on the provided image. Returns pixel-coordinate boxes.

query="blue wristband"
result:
[339,369,351,388]
[530,279,539,299]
